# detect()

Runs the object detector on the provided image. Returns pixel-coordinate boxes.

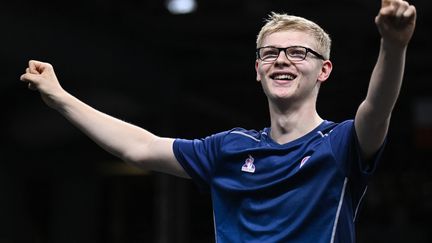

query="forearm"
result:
[54,91,157,163]
[20,60,186,177]
[363,0,416,121]
[355,0,415,158]
[363,39,407,120]
[355,40,408,158]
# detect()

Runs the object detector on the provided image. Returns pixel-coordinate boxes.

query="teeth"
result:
[273,74,294,80]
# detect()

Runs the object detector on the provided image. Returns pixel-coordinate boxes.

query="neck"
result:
[268,99,323,144]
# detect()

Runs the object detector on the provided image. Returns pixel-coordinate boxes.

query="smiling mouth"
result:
[270,73,297,81]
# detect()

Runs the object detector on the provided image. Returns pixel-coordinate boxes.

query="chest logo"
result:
[300,156,311,168]
[241,154,256,173]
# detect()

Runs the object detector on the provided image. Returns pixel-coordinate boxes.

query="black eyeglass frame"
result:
[256,45,326,62]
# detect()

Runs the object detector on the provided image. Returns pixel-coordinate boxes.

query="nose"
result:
[275,49,292,65]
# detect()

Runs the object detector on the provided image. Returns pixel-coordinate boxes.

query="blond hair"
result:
[256,12,331,60]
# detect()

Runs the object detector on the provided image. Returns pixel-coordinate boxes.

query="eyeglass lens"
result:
[259,47,308,62]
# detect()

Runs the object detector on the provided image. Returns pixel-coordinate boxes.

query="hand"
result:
[375,0,416,47]
[20,60,66,109]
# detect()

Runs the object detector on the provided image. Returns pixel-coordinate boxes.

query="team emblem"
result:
[241,154,256,173]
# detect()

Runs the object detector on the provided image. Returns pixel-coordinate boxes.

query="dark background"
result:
[1,0,431,242]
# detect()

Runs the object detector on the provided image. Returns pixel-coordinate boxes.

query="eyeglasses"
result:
[256,46,325,63]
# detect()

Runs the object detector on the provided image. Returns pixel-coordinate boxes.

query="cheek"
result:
[256,64,270,80]
[299,65,320,82]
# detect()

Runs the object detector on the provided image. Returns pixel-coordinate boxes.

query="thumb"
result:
[20,72,41,83]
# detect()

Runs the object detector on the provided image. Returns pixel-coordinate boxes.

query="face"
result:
[255,30,332,105]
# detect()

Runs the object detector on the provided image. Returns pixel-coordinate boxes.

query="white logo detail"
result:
[318,129,333,137]
[241,154,256,173]
[300,156,311,168]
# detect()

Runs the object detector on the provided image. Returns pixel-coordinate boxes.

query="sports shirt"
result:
[173,120,384,243]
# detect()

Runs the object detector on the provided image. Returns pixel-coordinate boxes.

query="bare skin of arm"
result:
[355,0,416,159]
[20,60,189,178]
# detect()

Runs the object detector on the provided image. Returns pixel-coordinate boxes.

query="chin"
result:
[269,93,294,103]
[271,88,295,99]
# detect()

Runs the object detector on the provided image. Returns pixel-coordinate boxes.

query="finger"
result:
[379,2,395,16]
[395,1,409,18]
[28,60,44,74]
[28,61,39,74]
[20,72,39,82]
[379,1,408,18]
[382,0,392,8]
[20,73,29,82]
[403,5,417,19]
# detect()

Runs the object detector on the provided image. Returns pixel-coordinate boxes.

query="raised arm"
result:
[20,60,189,178]
[355,0,416,159]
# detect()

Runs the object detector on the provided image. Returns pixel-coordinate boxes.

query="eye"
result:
[287,47,306,59]
[260,47,279,60]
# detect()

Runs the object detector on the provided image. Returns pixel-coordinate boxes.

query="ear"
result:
[255,59,261,82]
[317,60,333,83]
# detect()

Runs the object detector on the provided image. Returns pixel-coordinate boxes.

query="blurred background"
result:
[1,0,431,242]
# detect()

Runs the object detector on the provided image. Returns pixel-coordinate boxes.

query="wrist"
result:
[44,89,72,111]
[380,38,408,55]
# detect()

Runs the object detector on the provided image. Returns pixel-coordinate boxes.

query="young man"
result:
[20,0,416,242]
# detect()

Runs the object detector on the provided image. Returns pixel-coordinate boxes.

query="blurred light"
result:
[165,0,197,14]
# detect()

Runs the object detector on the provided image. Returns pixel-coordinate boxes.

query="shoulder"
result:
[214,127,268,151]
[321,119,358,151]
[328,119,355,134]
[226,127,266,141]
[174,127,266,147]
[318,120,354,135]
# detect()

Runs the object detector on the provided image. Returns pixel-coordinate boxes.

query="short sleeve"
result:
[328,119,387,217]
[328,119,385,176]
[173,131,228,192]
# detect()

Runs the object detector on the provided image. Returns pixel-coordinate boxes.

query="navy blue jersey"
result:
[173,120,384,243]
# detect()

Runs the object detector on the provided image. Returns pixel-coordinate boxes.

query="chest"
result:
[212,139,345,194]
